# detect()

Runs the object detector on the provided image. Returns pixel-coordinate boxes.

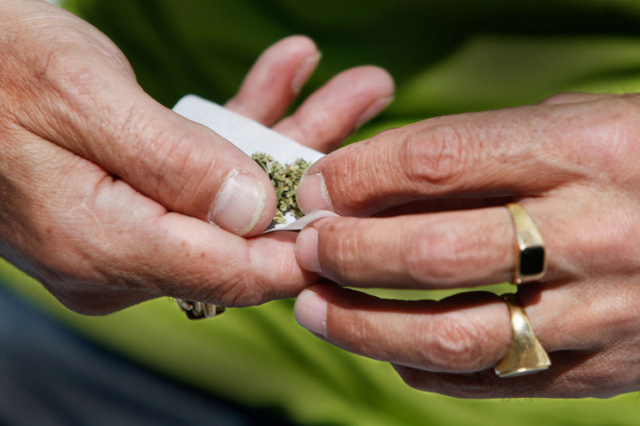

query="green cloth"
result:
[4,0,640,424]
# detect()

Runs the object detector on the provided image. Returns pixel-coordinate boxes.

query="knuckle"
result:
[403,221,481,285]
[404,224,459,284]
[400,122,467,190]
[427,316,486,371]
[31,48,134,138]
[33,51,109,137]
[37,36,131,97]
[40,48,102,104]
[562,96,639,179]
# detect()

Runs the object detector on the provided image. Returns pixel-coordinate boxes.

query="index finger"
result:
[296,98,622,216]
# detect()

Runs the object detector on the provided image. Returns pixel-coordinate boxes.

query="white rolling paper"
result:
[173,95,338,232]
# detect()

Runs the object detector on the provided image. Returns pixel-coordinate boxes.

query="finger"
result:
[273,66,394,153]
[17,49,276,236]
[296,208,515,289]
[294,283,623,377]
[42,215,313,313]
[225,36,320,125]
[299,181,636,290]
[132,213,316,307]
[394,276,640,399]
[35,203,314,313]
[297,196,591,289]
[296,96,625,216]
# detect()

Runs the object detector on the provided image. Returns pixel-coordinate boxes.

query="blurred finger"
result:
[273,66,394,153]
[225,36,320,125]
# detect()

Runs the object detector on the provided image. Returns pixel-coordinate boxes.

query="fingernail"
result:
[294,289,327,337]
[296,173,332,214]
[292,52,321,94]
[296,227,321,273]
[356,96,394,128]
[209,171,266,236]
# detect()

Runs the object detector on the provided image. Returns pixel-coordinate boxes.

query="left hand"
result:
[0,1,394,316]
[293,92,640,398]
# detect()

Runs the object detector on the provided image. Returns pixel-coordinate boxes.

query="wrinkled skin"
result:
[294,92,640,398]
[0,0,394,314]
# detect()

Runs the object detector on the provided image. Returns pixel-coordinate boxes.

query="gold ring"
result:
[176,299,225,320]
[506,203,547,284]
[494,293,551,378]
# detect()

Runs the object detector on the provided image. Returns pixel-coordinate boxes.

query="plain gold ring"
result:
[494,293,551,378]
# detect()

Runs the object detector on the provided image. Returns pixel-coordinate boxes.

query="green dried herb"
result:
[252,152,311,224]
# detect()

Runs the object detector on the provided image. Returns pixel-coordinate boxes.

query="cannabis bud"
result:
[252,152,311,224]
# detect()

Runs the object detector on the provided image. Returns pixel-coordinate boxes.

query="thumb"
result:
[30,65,276,236]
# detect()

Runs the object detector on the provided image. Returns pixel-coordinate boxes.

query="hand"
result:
[0,0,394,314]
[293,92,640,398]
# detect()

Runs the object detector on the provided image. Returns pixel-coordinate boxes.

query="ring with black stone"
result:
[506,203,547,285]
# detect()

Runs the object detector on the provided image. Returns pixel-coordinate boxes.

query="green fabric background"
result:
[3,0,640,424]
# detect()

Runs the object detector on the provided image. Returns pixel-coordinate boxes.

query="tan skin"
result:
[294,92,640,398]
[0,0,394,314]
[12,0,635,400]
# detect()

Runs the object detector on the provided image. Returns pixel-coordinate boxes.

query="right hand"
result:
[292,90,640,398]
[0,0,394,314]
